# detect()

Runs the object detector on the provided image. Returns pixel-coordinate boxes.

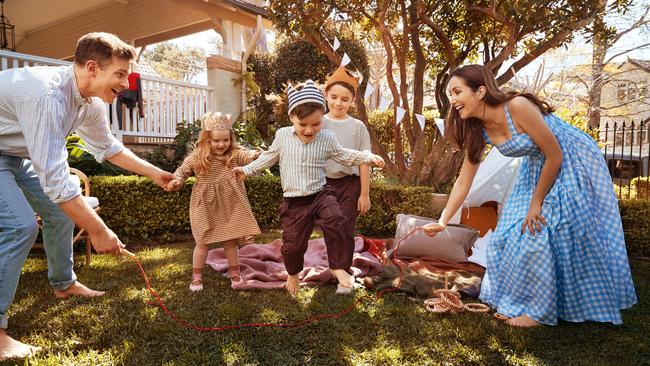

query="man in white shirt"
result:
[0,32,175,360]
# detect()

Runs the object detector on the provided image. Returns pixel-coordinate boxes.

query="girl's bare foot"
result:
[285,275,300,297]
[189,273,203,292]
[54,281,105,299]
[506,315,541,328]
[0,330,41,361]
[228,264,242,283]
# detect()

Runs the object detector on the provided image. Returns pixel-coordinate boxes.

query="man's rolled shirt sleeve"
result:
[75,99,123,163]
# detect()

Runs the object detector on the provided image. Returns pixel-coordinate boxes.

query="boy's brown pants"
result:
[279,186,350,275]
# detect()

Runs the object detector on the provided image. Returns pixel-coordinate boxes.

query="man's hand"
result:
[89,227,125,256]
[232,166,246,181]
[166,179,182,192]
[152,170,176,191]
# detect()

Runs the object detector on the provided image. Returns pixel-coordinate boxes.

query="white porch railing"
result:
[0,50,213,144]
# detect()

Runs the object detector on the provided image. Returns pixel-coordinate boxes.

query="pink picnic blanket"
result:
[205,236,383,290]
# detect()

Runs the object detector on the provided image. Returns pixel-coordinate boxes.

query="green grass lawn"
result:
[5,240,649,366]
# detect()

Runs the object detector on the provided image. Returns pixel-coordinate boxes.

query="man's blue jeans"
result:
[0,155,76,329]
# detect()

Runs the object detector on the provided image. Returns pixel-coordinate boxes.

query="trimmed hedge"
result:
[632,176,650,199]
[619,199,650,257]
[90,175,650,256]
[90,175,445,240]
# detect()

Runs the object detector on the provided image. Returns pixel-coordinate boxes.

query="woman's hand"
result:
[522,202,547,235]
[423,222,446,237]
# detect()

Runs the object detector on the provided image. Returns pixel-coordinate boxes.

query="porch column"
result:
[206,55,242,121]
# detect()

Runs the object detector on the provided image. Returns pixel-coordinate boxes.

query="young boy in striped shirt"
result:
[233,80,384,296]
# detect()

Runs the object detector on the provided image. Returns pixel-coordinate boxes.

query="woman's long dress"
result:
[480,103,637,325]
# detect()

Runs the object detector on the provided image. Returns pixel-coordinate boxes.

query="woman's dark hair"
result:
[446,64,554,164]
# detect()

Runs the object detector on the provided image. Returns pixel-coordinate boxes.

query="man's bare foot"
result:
[285,275,300,297]
[0,330,41,361]
[54,281,105,299]
[506,315,541,328]
[331,269,354,288]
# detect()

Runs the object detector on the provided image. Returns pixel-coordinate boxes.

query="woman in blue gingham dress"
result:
[424,65,636,327]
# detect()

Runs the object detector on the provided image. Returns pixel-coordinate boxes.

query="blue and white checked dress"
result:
[479,103,637,325]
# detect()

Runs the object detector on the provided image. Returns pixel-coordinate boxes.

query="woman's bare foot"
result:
[0,330,41,361]
[494,313,510,321]
[285,275,300,297]
[54,281,105,299]
[506,315,541,328]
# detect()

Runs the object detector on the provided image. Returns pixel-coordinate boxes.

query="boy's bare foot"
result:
[331,269,355,288]
[506,315,541,328]
[54,281,105,299]
[285,275,300,297]
[0,330,41,361]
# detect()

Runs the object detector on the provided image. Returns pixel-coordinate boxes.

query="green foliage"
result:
[90,176,192,240]
[66,134,125,176]
[89,175,444,241]
[357,183,445,237]
[91,175,650,257]
[632,176,650,199]
[619,199,650,257]
[137,119,202,172]
[245,35,369,143]
[267,0,602,185]
[143,42,206,82]
[367,109,442,160]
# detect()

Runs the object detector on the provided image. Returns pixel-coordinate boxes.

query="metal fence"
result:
[600,120,649,200]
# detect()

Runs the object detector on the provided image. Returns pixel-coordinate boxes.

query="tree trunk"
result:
[588,0,607,129]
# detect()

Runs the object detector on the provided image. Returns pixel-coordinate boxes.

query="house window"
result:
[617,83,627,103]
[639,80,647,99]
[628,84,638,101]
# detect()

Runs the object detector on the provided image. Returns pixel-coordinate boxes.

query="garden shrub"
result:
[619,199,650,257]
[90,176,650,256]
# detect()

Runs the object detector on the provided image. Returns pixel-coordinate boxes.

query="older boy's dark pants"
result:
[280,186,349,275]
[326,175,361,269]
